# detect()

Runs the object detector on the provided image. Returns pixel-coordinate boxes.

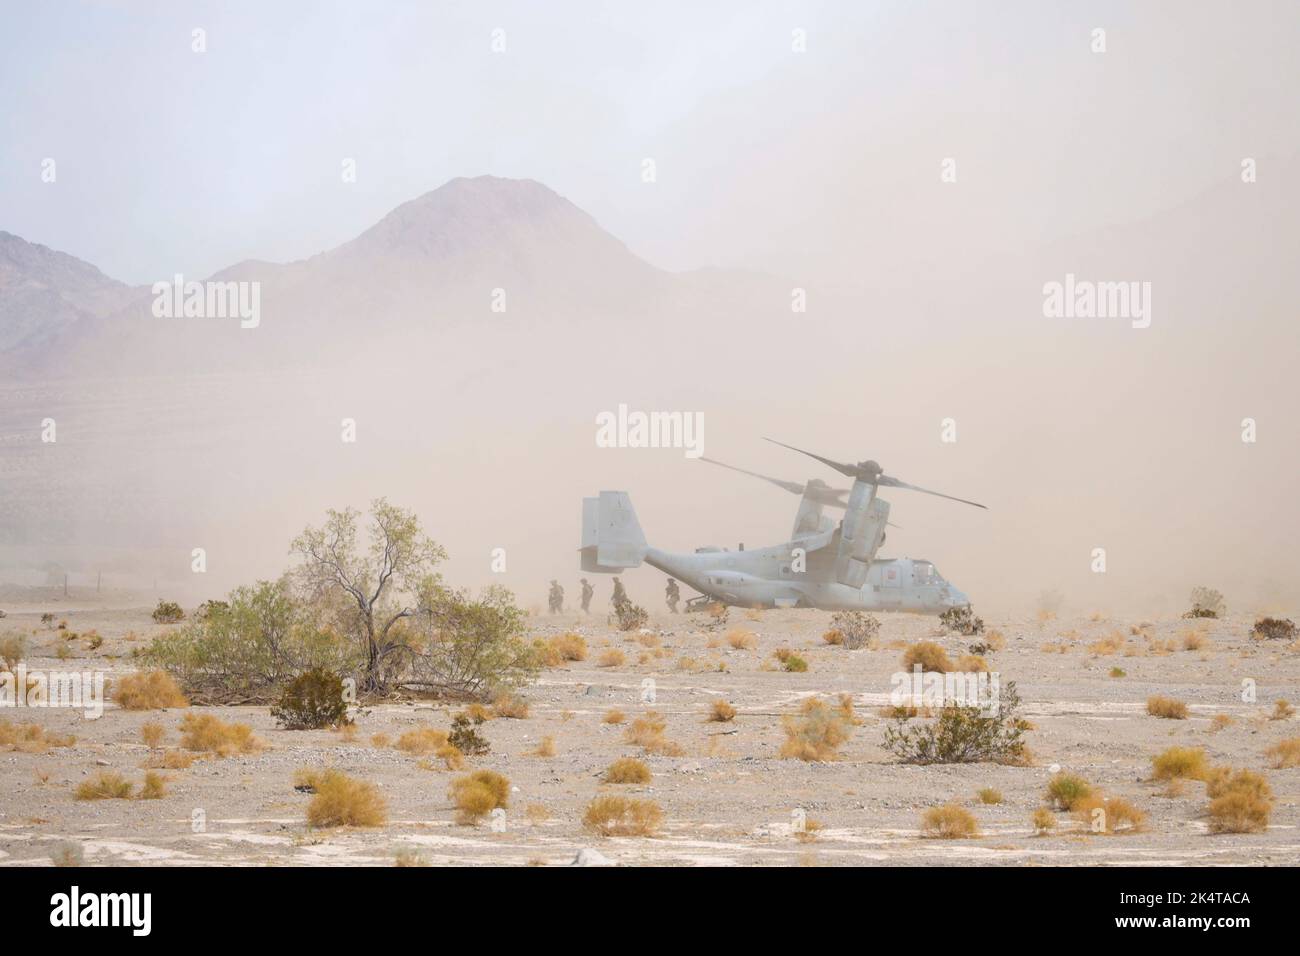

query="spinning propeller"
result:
[700,457,849,508]
[763,438,988,510]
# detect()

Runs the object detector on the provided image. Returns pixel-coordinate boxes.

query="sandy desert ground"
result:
[1,596,1298,867]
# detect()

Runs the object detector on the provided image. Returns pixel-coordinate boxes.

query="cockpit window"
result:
[913,561,939,585]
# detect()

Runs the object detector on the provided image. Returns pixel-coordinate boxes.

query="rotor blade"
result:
[700,457,805,496]
[877,475,988,510]
[762,438,860,479]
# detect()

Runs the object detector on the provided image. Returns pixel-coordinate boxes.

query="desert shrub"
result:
[920,804,978,839]
[449,769,510,824]
[139,771,167,799]
[1074,795,1146,834]
[882,682,1028,765]
[624,711,683,756]
[178,713,263,756]
[393,585,539,702]
[270,668,351,729]
[448,711,490,755]
[547,633,587,662]
[1182,630,1209,651]
[597,648,626,668]
[1110,667,1126,678]
[828,611,879,649]
[1271,700,1295,720]
[1183,587,1224,619]
[774,648,808,672]
[1032,807,1057,835]
[1046,772,1093,810]
[604,757,652,784]
[976,787,1002,805]
[901,641,951,673]
[726,629,756,650]
[821,629,843,645]
[140,721,165,749]
[1146,695,1188,719]
[152,600,185,624]
[305,769,387,827]
[143,579,355,703]
[955,654,989,673]
[1252,617,1298,641]
[615,602,649,632]
[1265,737,1300,769]
[582,795,663,836]
[76,771,134,800]
[1151,746,1209,781]
[939,606,984,635]
[1209,714,1233,732]
[780,698,852,761]
[708,700,736,722]
[0,632,26,671]
[529,735,556,757]
[113,670,189,710]
[602,709,626,725]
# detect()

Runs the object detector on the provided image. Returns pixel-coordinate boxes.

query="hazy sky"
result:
[5,1,1298,285]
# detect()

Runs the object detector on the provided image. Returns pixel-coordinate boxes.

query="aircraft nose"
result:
[947,589,970,608]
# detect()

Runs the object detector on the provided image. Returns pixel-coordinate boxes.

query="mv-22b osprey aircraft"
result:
[580,439,986,613]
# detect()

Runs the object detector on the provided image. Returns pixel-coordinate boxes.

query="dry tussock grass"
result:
[1264,737,1300,769]
[530,735,556,757]
[305,769,388,827]
[708,700,736,722]
[113,670,188,710]
[582,795,663,836]
[178,713,264,756]
[75,771,134,800]
[902,641,951,673]
[597,648,626,668]
[780,698,851,761]
[602,709,626,725]
[1045,772,1093,810]
[143,749,193,769]
[726,628,756,650]
[1205,769,1272,833]
[1074,794,1147,834]
[548,633,587,662]
[140,721,165,749]
[624,711,684,756]
[1151,746,1209,782]
[491,693,530,719]
[920,804,978,839]
[0,720,75,753]
[449,769,510,825]
[1146,695,1189,719]
[604,757,652,784]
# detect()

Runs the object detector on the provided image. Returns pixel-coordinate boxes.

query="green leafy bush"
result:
[882,682,1027,764]
[271,668,352,729]
[152,600,185,624]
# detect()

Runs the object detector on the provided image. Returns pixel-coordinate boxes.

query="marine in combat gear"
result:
[548,579,564,614]
[665,577,680,613]
[580,578,594,613]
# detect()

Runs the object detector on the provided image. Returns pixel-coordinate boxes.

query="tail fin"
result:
[580,491,647,572]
